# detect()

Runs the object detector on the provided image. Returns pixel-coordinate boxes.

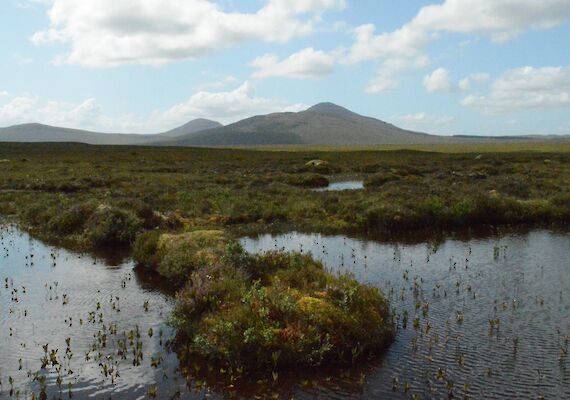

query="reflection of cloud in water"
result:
[313,180,364,192]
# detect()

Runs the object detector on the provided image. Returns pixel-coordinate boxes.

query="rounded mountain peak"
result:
[306,102,356,117]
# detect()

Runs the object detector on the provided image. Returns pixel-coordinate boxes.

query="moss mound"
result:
[133,230,227,282]
[85,205,142,247]
[171,244,394,373]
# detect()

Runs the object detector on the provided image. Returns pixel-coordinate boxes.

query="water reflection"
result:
[2,223,570,399]
[313,180,364,191]
[0,224,192,399]
[241,230,570,399]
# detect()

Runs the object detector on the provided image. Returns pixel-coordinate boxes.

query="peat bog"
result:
[1,143,570,398]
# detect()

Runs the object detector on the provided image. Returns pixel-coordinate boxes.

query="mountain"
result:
[0,123,158,145]
[160,118,222,138]
[161,103,444,146]
[1,105,565,147]
[0,119,222,145]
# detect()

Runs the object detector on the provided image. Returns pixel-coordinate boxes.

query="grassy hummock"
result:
[137,232,394,373]
[133,230,227,282]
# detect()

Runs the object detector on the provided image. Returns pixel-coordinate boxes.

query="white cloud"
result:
[412,0,570,42]
[345,0,570,91]
[0,96,145,132]
[0,82,306,131]
[251,47,335,79]
[391,112,455,133]
[343,23,429,65]
[31,0,345,67]
[423,68,455,93]
[366,56,429,94]
[158,81,306,125]
[458,73,490,91]
[462,66,570,114]
[0,96,38,123]
[0,91,9,97]
[422,69,489,93]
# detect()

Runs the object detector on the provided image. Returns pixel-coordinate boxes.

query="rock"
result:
[468,171,487,180]
[304,159,337,174]
[475,154,483,160]
[305,159,329,168]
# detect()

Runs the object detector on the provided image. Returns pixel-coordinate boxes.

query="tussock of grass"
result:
[146,231,226,284]
[170,242,394,373]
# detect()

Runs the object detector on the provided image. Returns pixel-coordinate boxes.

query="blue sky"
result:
[0,0,569,135]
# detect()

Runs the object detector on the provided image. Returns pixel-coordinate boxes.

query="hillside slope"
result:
[0,119,222,145]
[164,103,444,146]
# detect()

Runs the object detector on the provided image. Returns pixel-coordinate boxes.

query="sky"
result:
[0,0,569,136]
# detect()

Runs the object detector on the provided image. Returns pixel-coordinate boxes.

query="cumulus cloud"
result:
[458,73,490,91]
[461,66,570,114]
[412,0,570,42]
[0,96,38,123]
[251,48,335,79]
[0,91,9,97]
[422,69,490,93]
[0,82,306,131]
[158,81,306,125]
[0,96,149,132]
[423,68,455,93]
[392,112,455,133]
[31,0,345,67]
[345,0,570,92]
[366,56,429,93]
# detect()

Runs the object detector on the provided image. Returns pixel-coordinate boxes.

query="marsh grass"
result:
[171,242,394,373]
[2,143,568,252]
[1,142,569,376]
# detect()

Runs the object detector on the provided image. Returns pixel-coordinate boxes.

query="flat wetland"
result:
[1,142,569,399]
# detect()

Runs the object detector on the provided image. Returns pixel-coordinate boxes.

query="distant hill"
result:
[160,103,445,146]
[160,118,222,138]
[0,119,222,145]
[1,105,567,147]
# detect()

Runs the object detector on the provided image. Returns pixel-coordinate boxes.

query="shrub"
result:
[132,230,162,268]
[48,202,97,235]
[140,230,228,282]
[172,247,394,373]
[85,205,142,247]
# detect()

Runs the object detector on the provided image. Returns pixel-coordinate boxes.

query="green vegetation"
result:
[1,143,569,244]
[132,230,394,372]
[172,241,394,372]
[134,230,227,282]
[1,142,569,376]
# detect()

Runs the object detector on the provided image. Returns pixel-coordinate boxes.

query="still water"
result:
[313,180,364,191]
[241,230,570,399]
[1,225,570,399]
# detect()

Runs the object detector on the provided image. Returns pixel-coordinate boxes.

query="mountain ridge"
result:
[160,102,441,146]
[0,119,222,145]
[1,103,567,147]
